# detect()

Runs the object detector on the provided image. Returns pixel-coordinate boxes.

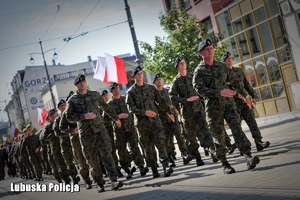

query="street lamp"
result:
[28,39,57,109]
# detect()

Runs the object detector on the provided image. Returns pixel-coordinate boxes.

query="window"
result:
[254,57,269,86]
[265,53,281,82]
[243,13,255,28]
[246,27,261,57]
[265,0,280,18]
[202,17,213,32]
[254,7,266,23]
[244,61,257,87]
[227,37,241,64]
[270,16,286,48]
[237,32,250,61]
[181,0,191,10]
[167,0,176,9]
[233,18,243,34]
[216,10,233,38]
[260,86,273,100]
[258,22,274,53]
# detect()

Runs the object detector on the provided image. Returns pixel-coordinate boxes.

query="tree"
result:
[140,5,227,83]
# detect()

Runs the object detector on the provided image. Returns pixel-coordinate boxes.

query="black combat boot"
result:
[228,143,237,154]
[255,140,270,151]
[169,157,176,167]
[196,158,205,166]
[151,166,160,178]
[245,154,260,170]
[111,181,123,190]
[211,153,219,163]
[203,147,209,156]
[162,162,174,177]
[139,166,148,176]
[182,154,193,165]
[73,176,80,184]
[97,185,105,193]
[222,161,235,174]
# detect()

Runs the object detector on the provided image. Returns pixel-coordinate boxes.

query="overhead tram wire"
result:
[0,20,128,52]
[57,0,101,54]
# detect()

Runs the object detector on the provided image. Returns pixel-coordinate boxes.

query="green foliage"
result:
[21,119,37,134]
[140,6,228,83]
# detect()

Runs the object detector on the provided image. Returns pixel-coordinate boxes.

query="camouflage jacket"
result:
[169,72,203,117]
[229,67,256,106]
[65,90,118,134]
[157,88,176,124]
[20,134,41,155]
[42,121,59,145]
[108,96,135,132]
[126,82,171,123]
[53,114,69,138]
[59,111,77,136]
[193,60,248,108]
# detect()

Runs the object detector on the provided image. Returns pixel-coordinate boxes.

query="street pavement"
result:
[1,110,300,200]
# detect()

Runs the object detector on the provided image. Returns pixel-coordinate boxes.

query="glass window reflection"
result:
[260,86,273,100]
[233,18,243,34]
[272,83,285,98]
[258,22,274,53]
[265,53,281,82]
[277,47,291,64]
[247,28,261,57]
[243,13,255,28]
[244,61,257,87]
[216,11,233,38]
[254,57,269,86]
[254,7,266,23]
[227,37,241,64]
[237,33,250,61]
[270,17,286,48]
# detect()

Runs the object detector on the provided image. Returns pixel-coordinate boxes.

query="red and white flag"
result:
[2,136,9,143]
[93,53,128,84]
[37,108,48,126]
[10,126,19,140]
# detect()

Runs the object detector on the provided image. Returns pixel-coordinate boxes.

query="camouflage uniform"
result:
[19,136,35,179]
[126,83,171,169]
[107,96,145,173]
[20,134,43,179]
[42,121,70,183]
[8,144,18,177]
[59,111,92,185]
[0,150,4,180]
[192,60,251,162]
[169,72,215,162]
[54,113,79,183]
[157,88,189,159]
[229,67,263,143]
[65,90,120,185]
[101,108,120,175]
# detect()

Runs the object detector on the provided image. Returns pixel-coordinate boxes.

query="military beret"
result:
[74,74,85,85]
[197,38,212,52]
[57,99,66,108]
[132,66,143,77]
[100,90,108,96]
[25,124,31,129]
[66,91,74,101]
[109,82,119,92]
[153,74,161,83]
[221,51,231,62]
[174,57,183,68]
[47,109,56,118]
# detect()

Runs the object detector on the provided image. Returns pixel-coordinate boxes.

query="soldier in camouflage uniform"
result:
[169,57,218,166]
[0,145,4,180]
[193,39,260,174]
[100,90,123,178]
[36,128,51,175]
[42,109,71,183]
[221,51,270,152]
[153,74,192,167]
[8,138,19,177]
[19,130,35,179]
[60,91,93,189]
[126,66,174,178]
[108,82,149,179]
[20,125,43,181]
[65,74,123,193]
[54,99,80,184]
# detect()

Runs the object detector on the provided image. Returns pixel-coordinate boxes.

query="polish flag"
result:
[93,54,128,84]
[37,108,48,126]
[2,136,10,143]
[10,126,19,140]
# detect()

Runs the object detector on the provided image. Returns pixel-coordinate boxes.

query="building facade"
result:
[163,0,299,116]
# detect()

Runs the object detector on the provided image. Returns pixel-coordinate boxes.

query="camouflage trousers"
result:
[28,152,43,178]
[60,137,78,181]
[50,138,69,182]
[79,125,118,184]
[136,117,169,168]
[47,146,62,183]
[182,110,215,159]
[162,118,189,158]
[41,145,51,173]
[207,103,251,162]
[70,135,91,184]
[236,102,262,142]
[105,123,119,172]
[22,155,35,178]
[0,156,4,178]
[115,128,145,172]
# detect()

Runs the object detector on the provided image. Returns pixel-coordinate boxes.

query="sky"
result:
[0,0,168,122]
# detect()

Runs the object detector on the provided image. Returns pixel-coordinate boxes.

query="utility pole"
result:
[124,0,143,65]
